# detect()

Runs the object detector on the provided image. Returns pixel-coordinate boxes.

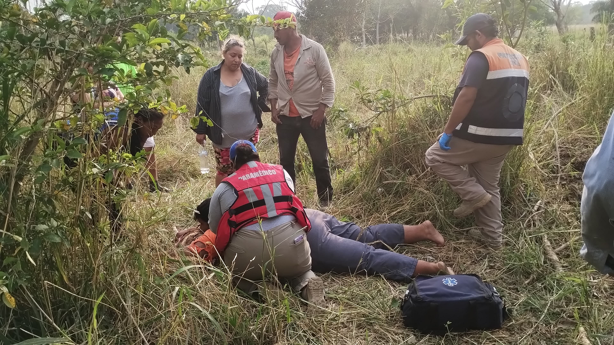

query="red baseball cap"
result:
[273,11,297,22]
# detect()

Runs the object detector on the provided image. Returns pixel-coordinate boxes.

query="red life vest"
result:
[215,161,311,254]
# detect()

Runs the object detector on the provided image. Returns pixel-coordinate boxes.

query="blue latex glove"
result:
[439,132,452,151]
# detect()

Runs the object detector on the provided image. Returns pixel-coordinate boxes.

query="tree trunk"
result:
[552,1,568,36]
[389,17,393,43]
[554,9,567,35]
[362,3,367,48]
[376,0,381,45]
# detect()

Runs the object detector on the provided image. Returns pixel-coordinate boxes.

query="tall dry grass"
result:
[149,32,614,343]
[4,30,614,344]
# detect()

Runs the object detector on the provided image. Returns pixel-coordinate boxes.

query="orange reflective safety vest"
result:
[215,161,311,254]
[187,230,218,263]
[453,38,530,145]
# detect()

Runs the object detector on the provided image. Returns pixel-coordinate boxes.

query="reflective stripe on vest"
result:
[214,161,311,254]
[453,38,530,146]
[455,123,524,137]
[487,69,530,80]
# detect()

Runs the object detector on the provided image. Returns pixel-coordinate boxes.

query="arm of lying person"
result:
[175,226,203,246]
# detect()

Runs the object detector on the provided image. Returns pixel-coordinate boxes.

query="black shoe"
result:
[318,189,333,208]
[149,180,169,193]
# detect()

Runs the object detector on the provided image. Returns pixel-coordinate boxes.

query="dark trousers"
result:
[306,219,418,283]
[276,115,333,202]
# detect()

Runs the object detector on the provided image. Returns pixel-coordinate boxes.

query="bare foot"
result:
[437,262,455,275]
[420,221,445,246]
[414,261,453,276]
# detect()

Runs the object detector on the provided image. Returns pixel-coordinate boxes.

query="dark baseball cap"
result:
[455,13,496,45]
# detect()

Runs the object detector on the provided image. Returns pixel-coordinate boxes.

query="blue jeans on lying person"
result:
[305,209,417,283]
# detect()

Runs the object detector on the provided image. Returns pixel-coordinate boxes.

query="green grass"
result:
[3,31,614,344]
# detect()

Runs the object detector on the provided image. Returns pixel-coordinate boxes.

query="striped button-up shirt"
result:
[268,35,335,117]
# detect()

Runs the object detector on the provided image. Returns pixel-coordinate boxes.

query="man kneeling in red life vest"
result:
[193,140,323,304]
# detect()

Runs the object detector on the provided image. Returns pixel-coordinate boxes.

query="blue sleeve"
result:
[459,53,489,89]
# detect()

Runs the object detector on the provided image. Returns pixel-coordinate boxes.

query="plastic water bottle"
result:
[198,147,210,174]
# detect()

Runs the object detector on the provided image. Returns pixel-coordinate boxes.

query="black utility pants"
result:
[276,115,333,202]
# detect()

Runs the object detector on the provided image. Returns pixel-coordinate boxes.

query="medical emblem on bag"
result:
[442,277,458,287]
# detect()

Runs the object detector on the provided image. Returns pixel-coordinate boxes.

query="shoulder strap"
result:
[230,195,294,217]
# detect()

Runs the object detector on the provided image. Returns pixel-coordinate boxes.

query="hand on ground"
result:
[174,226,202,246]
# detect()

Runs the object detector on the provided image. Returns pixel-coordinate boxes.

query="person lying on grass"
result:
[175,198,454,283]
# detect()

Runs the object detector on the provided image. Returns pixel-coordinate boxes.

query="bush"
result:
[0,0,240,342]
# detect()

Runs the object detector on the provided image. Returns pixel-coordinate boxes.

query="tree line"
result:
[269,0,614,46]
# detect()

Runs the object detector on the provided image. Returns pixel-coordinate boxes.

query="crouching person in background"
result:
[101,107,165,235]
[202,140,324,305]
[580,111,614,275]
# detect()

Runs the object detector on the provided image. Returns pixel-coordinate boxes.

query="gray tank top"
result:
[216,77,258,149]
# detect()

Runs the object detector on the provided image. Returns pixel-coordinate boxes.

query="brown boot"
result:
[301,276,325,309]
[468,229,502,249]
[453,193,492,218]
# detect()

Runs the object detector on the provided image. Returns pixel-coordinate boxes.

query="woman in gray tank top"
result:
[193,36,270,186]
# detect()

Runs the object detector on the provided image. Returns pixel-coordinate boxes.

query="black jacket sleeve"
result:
[255,70,270,113]
[194,71,212,135]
